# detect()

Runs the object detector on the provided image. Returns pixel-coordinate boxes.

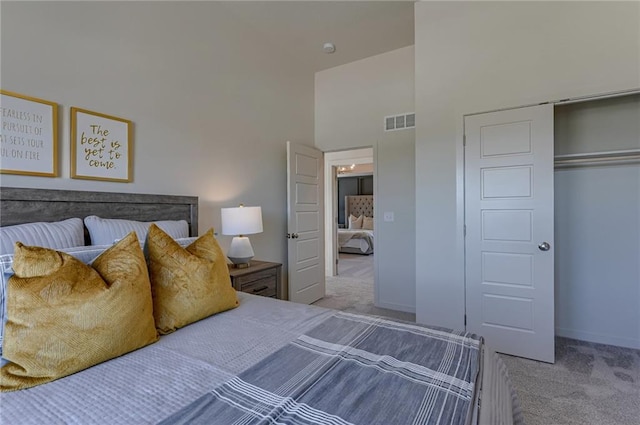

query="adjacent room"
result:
[1,1,638,425]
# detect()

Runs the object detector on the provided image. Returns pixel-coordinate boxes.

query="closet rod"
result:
[553,89,639,105]
[555,149,640,168]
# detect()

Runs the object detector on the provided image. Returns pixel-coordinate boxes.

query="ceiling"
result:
[337,163,374,176]
[217,1,416,73]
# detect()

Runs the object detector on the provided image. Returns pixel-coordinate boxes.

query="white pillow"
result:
[348,214,363,230]
[84,215,189,245]
[0,218,84,255]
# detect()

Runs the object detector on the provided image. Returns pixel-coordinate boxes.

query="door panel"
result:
[482,166,532,198]
[465,104,555,363]
[480,121,532,156]
[482,252,533,287]
[287,142,324,304]
[482,210,532,241]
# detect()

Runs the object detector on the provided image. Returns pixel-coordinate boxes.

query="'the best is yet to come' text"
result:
[80,124,122,170]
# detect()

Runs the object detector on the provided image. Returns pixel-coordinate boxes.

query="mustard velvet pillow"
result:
[147,224,238,334]
[0,232,158,392]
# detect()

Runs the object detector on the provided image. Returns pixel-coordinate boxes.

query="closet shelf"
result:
[554,149,640,169]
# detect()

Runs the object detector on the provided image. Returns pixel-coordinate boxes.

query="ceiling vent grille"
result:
[384,112,415,132]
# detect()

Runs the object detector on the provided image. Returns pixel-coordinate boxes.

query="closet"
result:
[464,91,639,363]
[554,93,639,349]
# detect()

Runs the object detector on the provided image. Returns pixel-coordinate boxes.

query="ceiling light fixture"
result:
[323,42,336,54]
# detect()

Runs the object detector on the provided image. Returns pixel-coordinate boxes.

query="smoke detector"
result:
[323,42,336,54]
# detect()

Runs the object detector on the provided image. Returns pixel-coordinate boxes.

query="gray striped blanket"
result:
[162,312,482,425]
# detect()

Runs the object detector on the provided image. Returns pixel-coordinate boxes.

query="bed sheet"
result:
[0,294,520,425]
[338,229,374,254]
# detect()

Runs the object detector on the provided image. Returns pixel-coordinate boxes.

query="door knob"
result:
[292,233,299,239]
[538,242,551,251]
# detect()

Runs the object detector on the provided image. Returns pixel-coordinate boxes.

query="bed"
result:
[339,195,374,255]
[0,187,522,425]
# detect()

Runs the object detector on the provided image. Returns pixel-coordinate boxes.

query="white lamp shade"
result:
[221,206,263,236]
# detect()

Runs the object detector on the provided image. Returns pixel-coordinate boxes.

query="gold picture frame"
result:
[71,107,133,182]
[0,90,59,177]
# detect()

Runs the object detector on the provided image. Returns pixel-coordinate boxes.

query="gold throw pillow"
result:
[0,232,158,392]
[147,224,238,334]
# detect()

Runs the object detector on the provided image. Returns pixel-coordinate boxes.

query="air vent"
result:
[405,113,415,128]
[385,117,395,131]
[384,112,415,132]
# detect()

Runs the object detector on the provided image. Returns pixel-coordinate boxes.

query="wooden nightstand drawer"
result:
[241,278,276,298]
[228,260,282,299]
[235,268,276,288]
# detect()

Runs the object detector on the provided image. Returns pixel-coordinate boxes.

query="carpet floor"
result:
[313,275,640,425]
[502,338,640,425]
[313,275,415,322]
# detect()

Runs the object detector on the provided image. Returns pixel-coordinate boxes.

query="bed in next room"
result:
[338,195,374,255]
[0,187,522,425]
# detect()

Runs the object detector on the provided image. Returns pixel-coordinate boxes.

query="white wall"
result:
[415,1,640,329]
[554,96,640,349]
[0,2,314,270]
[315,46,414,151]
[555,165,639,348]
[315,46,416,312]
[375,131,415,313]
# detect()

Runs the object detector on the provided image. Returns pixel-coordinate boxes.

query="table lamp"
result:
[221,205,263,268]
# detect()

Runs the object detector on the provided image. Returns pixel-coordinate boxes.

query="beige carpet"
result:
[313,275,415,322]
[502,338,640,425]
[337,253,374,281]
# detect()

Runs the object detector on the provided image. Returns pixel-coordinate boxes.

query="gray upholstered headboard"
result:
[345,195,373,218]
[0,187,198,241]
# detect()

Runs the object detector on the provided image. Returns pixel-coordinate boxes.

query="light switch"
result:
[383,212,394,222]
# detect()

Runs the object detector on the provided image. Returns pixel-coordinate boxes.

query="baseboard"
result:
[555,327,640,350]
[375,301,415,314]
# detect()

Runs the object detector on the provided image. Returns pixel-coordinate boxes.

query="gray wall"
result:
[315,46,414,151]
[0,2,314,270]
[375,131,416,313]
[415,1,640,329]
[315,46,416,312]
[554,96,640,348]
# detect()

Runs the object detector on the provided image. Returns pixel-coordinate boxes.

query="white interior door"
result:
[287,141,325,304]
[465,104,555,363]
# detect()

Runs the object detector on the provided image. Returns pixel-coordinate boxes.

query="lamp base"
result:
[231,262,250,269]
[227,236,255,268]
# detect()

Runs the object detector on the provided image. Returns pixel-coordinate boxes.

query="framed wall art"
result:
[0,90,59,177]
[71,107,132,182]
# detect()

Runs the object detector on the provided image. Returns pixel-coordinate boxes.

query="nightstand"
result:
[228,260,282,299]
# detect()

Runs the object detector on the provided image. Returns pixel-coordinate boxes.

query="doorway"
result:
[316,148,381,315]
[336,167,374,279]
[323,148,374,277]
[318,138,416,319]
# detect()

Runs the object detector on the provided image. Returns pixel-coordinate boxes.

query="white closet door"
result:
[465,104,555,363]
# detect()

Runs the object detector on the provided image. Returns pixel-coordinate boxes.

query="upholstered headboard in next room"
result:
[345,195,373,219]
